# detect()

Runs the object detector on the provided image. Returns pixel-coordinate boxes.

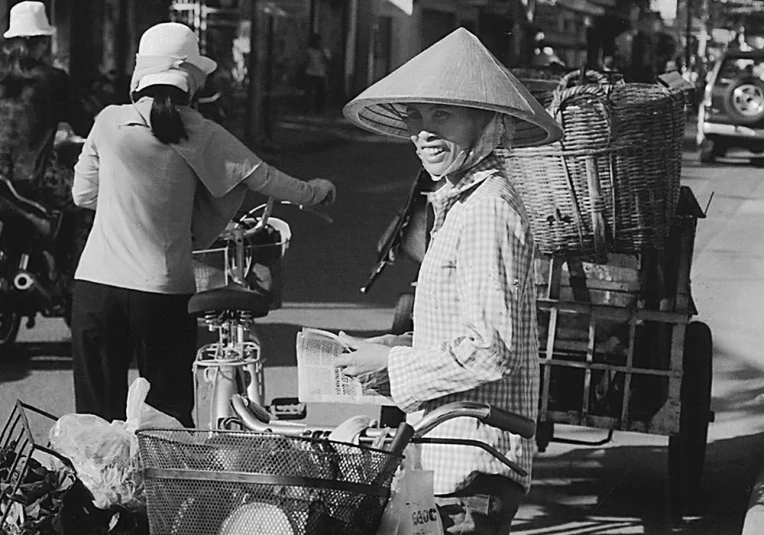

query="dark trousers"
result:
[435,475,525,534]
[71,280,198,427]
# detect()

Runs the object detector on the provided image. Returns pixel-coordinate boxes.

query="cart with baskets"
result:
[530,185,711,513]
[504,70,711,512]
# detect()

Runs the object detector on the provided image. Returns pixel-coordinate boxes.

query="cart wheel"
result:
[668,321,713,514]
[391,291,415,335]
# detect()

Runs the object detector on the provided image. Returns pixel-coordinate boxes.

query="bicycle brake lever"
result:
[297,204,333,224]
[243,200,333,224]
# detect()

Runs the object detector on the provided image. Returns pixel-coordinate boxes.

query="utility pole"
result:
[685,0,693,72]
[245,0,267,147]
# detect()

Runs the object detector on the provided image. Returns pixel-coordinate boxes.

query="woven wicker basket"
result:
[505,77,684,257]
[512,67,564,108]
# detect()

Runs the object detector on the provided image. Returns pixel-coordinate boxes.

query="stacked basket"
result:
[505,70,686,257]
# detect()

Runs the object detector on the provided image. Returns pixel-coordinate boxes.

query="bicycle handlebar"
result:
[412,401,535,439]
[230,395,535,445]
[229,395,534,477]
[243,200,333,227]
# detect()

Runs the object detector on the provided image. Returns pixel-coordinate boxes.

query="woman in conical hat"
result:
[337,28,560,533]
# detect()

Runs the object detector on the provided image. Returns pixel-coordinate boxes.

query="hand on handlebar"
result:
[308,178,336,207]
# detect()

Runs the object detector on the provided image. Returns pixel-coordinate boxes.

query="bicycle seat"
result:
[188,282,270,317]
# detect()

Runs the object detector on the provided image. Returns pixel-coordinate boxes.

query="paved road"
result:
[2,122,764,534]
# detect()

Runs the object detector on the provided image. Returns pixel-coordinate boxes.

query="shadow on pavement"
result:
[0,341,73,383]
[517,431,763,534]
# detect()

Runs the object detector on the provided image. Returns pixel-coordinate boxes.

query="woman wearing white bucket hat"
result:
[0,1,91,285]
[0,0,88,198]
[70,22,336,427]
[336,28,562,533]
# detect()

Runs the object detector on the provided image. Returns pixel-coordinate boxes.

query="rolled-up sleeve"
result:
[72,119,101,209]
[388,197,532,413]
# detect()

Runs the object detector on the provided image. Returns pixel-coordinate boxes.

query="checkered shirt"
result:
[388,154,540,495]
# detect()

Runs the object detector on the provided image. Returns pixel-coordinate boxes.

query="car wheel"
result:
[722,77,764,125]
[699,139,724,163]
[699,144,715,163]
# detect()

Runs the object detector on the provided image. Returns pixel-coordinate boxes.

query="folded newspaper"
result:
[296,328,394,405]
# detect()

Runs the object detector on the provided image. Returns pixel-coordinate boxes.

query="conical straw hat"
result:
[343,28,563,148]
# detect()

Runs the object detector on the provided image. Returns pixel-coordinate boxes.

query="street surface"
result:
[2,114,764,533]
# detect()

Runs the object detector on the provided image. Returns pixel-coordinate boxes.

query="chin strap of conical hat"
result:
[428,113,516,181]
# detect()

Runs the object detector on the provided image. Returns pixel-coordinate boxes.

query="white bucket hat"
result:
[131,22,217,95]
[4,1,55,39]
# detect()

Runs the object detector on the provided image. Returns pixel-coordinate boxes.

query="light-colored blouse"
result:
[73,98,262,294]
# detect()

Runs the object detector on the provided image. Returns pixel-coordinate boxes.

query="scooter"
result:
[0,135,89,352]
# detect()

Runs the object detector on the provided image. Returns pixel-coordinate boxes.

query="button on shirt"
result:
[72,99,261,294]
[387,154,539,494]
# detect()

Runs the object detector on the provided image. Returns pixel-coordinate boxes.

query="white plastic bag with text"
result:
[376,445,443,535]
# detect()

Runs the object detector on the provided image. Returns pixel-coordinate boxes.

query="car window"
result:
[718,56,764,83]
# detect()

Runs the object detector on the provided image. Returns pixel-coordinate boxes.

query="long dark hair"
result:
[132,84,190,144]
[0,36,50,98]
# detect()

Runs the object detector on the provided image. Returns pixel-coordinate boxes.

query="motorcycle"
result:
[0,133,88,351]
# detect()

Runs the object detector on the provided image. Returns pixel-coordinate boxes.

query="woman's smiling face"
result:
[402,103,490,177]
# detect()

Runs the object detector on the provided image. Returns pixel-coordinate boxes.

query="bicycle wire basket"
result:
[193,218,290,309]
[0,401,73,530]
[137,428,402,535]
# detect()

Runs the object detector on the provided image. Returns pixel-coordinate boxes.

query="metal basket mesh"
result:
[138,429,401,535]
[192,247,229,292]
[193,241,287,308]
[0,402,72,530]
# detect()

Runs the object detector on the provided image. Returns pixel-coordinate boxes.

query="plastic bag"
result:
[376,445,444,535]
[48,377,183,509]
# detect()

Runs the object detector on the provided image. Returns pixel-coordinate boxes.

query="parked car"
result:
[697,48,764,163]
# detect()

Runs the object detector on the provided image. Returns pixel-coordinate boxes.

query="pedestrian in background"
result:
[303,32,331,114]
[0,1,91,291]
[71,22,336,427]
[0,0,90,205]
[339,28,563,534]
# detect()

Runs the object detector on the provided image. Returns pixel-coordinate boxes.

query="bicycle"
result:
[137,399,536,535]
[188,198,329,430]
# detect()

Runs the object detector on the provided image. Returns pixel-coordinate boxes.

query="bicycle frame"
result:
[191,200,328,430]
[192,214,273,430]
[194,309,263,429]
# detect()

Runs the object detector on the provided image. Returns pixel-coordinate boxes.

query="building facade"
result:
[0,0,663,126]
